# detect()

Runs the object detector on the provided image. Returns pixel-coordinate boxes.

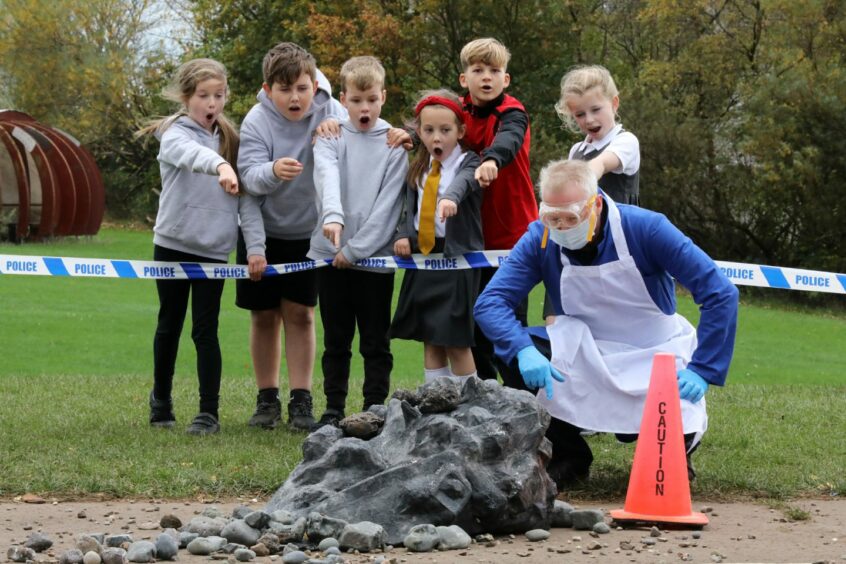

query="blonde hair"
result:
[555,65,620,133]
[339,56,385,93]
[460,38,510,70]
[539,159,598,202]
[262,42,316,87]
[406,89,464,186]
[136,58,239,166]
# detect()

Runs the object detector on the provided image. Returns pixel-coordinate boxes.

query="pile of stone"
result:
[6,501,609,564]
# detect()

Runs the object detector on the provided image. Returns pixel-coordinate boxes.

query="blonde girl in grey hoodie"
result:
[138,58,266,435]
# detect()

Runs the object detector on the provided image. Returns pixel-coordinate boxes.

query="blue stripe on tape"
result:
[837,274,846,292]
[464,251,491,269]
[760,266,790,289]
[394,256,418,270]
[180,262,207,279]
[264,265,279,277]
[111,260,137,278]
[43,257,69,276]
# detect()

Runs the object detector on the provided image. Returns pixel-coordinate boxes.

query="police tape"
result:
[1,252,844,294]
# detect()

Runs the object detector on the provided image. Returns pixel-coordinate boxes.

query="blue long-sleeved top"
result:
[473,203,739,385]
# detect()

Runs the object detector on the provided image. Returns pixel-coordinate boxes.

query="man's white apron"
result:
[539,196,707,439]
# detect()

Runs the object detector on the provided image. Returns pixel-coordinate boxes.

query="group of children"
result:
[140,37,640,435]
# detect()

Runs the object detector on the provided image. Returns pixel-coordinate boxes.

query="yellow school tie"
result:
[418,159,441,255]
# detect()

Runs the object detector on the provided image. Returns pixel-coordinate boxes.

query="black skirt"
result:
[390,264,481,347]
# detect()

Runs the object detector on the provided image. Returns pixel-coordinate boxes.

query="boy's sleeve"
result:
[159,126,226,176]
[313,136,344,225]
[440,152,482,204]
[479,110,528,168]
[237,193,266,258]
[342,148,409,262]
[395,180,414,242]
[237,113,282,196]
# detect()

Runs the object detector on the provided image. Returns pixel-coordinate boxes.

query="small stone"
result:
[221,543,246,555]
[202,507,223,519]
[7,546,37,562]
[25,532,54,552]
[60,548,85,564]
[280,551,308,564]
[269,510,293,525]
[649,526,662,537]
[435,525,471,550]
[339,521,386,553]
[318,538,339,552]
[105,535,133,549]
[22,493,47,504]
[525,529,550,542]
[324,546,341,556]
[159,514,182,529]
[550,500,575,528]
[587,541,602,550]
[403,524,440,552]
[177,531,198,549]
[231,506,253,520]
[250,543,269,557]
[186,538,215,556]
[244,511,271,530]
[125,541,156,563]
[137,522,159,531]
[233,549,256,562]
[77,535,102,555]
[221,520,261,547]
[154,534,178,561]
[692,531,702,540]
[100,547,127,564]
[592,522,611,534]
[83,551,102,564]
[701,506,714,514]
[641,537,657,546]
[620,541,635,551]
[571,510,604,530]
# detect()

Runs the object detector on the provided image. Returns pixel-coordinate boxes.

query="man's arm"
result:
[473,224,544,364]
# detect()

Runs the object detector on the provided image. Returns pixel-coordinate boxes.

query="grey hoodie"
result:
[153,116,265,261]
[238,69,347,240]
[307,118,408,270]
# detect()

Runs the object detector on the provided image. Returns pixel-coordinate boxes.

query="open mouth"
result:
[433,147,443,157]
[359,116,370,125]
[289,105,301,112]
[588,126,601,134]
[481,85,493,92]
[206,113,214,121]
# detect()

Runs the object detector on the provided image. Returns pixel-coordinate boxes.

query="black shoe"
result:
[186,412,220,435]
[313,408,344,430]
[288,394,315,431]
[149,391,176,428]
[248,396,282,429]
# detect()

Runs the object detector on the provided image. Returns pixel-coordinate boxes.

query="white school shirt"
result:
[568,123,640,176]
[413,145,468,238]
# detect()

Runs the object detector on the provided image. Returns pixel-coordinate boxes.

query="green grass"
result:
[0,228,844,500]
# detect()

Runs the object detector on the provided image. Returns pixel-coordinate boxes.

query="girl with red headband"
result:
[389,89,485,383]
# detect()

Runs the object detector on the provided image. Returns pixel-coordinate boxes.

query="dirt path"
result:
[2,496,843,563]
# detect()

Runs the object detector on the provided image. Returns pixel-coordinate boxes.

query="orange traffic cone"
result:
[610,352,708,527]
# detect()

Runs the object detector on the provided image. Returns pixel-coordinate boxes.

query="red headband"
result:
[414,96,465,124]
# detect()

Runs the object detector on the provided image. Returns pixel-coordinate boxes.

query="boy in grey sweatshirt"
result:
[307,56,408,427]
[236,42,347,430]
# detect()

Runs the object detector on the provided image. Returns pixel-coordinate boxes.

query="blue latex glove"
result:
[516,346,565,400]
[677,368,709,403]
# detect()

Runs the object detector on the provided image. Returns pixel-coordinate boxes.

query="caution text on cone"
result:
[610,352,708,526]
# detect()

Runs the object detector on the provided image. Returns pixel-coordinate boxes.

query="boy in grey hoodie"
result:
[236,42,347,430]
[307,56,408,427]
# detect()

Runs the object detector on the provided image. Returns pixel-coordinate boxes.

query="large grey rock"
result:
[220,519,261,547]
[338,521,385,552]
[25,532,53,552]
[154,534,178,561]
[77,535,102,555]
[266,377,556,544]
[126,541,156,563]
[183,515,228,537]
[186,538,214,556]
[59,549,85,564]
[244,511,271,530]
[339,412,384,439]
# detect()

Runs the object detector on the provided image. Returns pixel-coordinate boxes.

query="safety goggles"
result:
[538,195,596,231]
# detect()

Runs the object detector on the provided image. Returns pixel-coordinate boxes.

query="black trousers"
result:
[472,267,529,380]
[499,334,698,482]
[152,245,225,414]
[318,267,394,412]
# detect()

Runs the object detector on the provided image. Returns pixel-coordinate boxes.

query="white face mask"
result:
[548,211,594,250]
